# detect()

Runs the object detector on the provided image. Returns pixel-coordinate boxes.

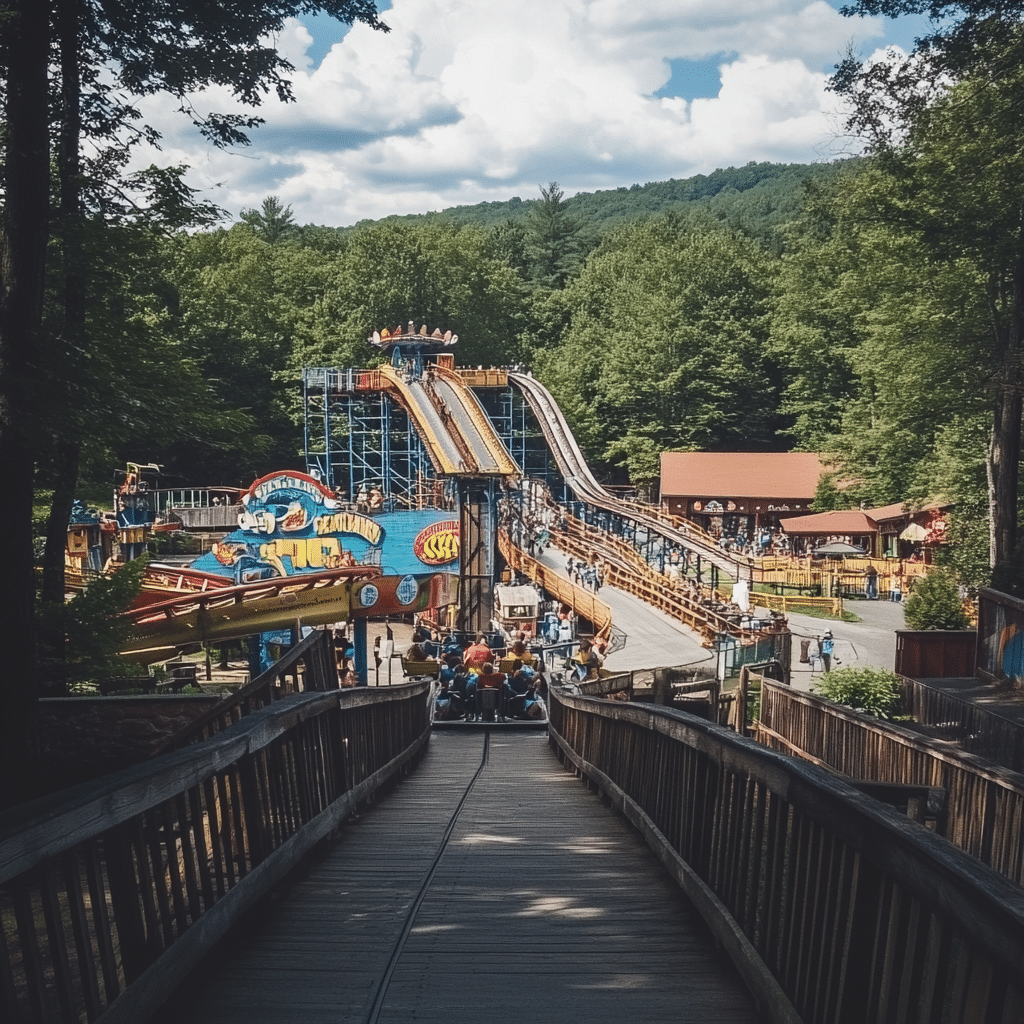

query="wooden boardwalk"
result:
[157,730,759,1024]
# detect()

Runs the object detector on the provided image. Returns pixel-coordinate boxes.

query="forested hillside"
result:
[37,144,1023,596]
[352,160,845,250]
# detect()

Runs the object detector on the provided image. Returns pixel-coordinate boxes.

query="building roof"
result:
[779,510,878,535]
[862,501,909,523]
[660,452,828,500]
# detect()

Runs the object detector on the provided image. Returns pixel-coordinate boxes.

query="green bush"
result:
[814,667,902,719]
[903,567,970,630]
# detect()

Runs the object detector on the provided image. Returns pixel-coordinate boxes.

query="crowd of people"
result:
[564,557,603,592]
[424,627,547,722]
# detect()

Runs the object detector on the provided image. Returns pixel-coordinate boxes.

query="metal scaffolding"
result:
[302,368,455,511]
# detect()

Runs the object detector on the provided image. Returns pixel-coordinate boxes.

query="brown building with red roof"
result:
[660,452,829,538]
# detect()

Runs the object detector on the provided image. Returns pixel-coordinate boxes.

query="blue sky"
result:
[130,1,938,226]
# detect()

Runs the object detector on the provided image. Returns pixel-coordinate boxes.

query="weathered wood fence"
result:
[1,632,431,1024]
[757,677,1024,887]
[896,673,1024,773]
[548,686,1024,1024]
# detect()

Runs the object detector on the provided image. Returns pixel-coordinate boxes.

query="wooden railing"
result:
[896,673,1024,773]
[498,530,613,640]
[152,629,341,755]
[1,677,431,1024]
[549,513,768,645]
[756,678,1024,886]
[548,686,1024,1024]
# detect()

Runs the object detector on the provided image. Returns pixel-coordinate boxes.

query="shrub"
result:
[903,567,970,630]
[814,667,901,719]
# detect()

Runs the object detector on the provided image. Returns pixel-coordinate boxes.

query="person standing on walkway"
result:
[821,631,834,672]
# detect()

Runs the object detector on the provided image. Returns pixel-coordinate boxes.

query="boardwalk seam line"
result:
[365,730,490,1024]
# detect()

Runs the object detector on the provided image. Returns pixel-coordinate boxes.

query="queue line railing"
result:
[548,686,1024,1024]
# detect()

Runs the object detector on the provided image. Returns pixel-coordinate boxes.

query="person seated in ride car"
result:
[463,633,492,672]
[572,640,602,681]
[473,661,508,719]
[509,633,535,667]
[506,662,536,717]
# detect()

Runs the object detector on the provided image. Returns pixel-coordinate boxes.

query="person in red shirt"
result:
[463,633,492,672]
[474,661,508,721]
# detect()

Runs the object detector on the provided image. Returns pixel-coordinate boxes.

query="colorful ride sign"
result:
[190,471,460,591]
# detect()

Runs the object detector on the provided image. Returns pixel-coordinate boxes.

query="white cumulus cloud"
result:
[125,0,894,225]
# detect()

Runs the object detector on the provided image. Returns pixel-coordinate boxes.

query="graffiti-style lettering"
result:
[413,520,460,566]
[260,538,345,574]
[238,510,277,534]
[313,511,382,545]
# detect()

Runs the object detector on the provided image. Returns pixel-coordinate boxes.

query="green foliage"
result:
[366,161,842,246]
[37,559,148,693]
[527,182,587,287]
[810,472,844,512]
[814,667,902,719]
[239,196,297,244]
[903,568,971,629]
[536,218,781,485]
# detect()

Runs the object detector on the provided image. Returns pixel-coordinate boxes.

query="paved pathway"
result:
[535,545,906,687]
[157,731,759,1024]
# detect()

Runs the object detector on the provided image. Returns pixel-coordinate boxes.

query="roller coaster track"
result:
[119,567,377,663]
[377,365,518,477]
[506,371,748,582]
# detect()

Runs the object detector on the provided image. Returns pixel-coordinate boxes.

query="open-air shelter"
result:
[778,509,880,556]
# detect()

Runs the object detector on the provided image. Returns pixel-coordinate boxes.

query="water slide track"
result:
[379,365,518,477]
[507,372,745,582]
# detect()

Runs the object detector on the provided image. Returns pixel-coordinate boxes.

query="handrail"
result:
[756,677,1024,887]
[551,511,770,645]
[895,673,1024,773]
[1,677,431,1024]
[547,687,1024,1024]
[498,530,612,640]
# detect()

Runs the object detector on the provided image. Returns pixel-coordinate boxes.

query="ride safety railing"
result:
[0,671,431,1024]
[498,530,612,641]
[551,512,770,646]
[756,677,1024,887]
[547,686,1024,1024]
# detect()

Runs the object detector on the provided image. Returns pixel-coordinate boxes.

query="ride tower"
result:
[303,323,520,634]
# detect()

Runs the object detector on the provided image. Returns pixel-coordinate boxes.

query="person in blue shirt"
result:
[821,631,835,672]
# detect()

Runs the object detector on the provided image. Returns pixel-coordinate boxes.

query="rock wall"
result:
[40,696,221,787]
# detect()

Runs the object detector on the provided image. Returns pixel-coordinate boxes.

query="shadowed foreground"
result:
[158,729,758,1023]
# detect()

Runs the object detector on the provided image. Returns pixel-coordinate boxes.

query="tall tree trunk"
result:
[0,0,51,807]
[39,0,86,695]
[988,254,1024,572]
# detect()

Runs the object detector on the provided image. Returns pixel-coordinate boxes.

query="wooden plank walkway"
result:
[156,730,759,1024]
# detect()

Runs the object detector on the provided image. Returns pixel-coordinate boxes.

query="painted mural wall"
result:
[189,472,461,611]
